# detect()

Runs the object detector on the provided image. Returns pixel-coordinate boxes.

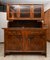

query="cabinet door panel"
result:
[33,5,42,18]
[20,5,30,18]
[25,30,46,51]
[9,5,18,12]
[5,30,23,51]
[20,5,30,13]
[28,35,45,51]
[8,5,19,19]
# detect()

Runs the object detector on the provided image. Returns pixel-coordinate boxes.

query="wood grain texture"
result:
[3,28,47,56]
[3,4,47,57]
[44,9,50,41]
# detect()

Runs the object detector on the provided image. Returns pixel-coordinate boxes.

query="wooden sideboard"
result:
[3,28,47,56]
[2,4,47,56]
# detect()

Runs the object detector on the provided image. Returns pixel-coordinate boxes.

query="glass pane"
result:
[9,5,18,12]
[34,5,41,18]
[20,13,30,18]
[20,5,30,12]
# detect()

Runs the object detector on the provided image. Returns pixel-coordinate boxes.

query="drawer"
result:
[25,30,45,36]
[5,30,22,35]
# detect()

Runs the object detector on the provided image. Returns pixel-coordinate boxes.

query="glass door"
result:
[8,5,19,19]
[33,5,42,19]
[20,5,30,18]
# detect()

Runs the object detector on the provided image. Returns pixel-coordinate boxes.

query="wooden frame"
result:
[2,4,47,57]
[7,4,44,20]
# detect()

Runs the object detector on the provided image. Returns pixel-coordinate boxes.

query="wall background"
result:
[0,12,8,42]
[1,0,43,4]
[44,2,50,11]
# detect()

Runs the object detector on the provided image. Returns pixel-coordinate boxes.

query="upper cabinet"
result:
[7,4,44,20]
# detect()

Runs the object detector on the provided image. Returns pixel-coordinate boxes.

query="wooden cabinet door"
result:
[33,4,44,19]
[20,5,30,19]
[7,4,31,20]
[5,30,23,51]
[24,30,46,52]
[7,5,19,20]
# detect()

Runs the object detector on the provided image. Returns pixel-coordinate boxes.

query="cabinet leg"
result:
[4,53,6,57]
[43,53,47,57]
[41,52,47,57]
[45,53,47,57]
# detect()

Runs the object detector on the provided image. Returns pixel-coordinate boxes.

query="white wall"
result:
[44,2,50,11]
[0,12,8,42]
[1,0,43,4]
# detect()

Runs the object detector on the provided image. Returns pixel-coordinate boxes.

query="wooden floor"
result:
[0,42,50,60]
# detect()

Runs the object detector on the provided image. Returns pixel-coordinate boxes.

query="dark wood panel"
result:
[44,9,50,41]
[5,30,23,51]
[3,28,47,56]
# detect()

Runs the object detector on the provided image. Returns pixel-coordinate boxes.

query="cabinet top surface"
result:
[2,27,47,30]
[7,4,44,5]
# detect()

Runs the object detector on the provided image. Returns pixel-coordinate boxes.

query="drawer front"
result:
[5,30,22,35]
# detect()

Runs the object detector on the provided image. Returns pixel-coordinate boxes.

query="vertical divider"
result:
[30,5,34,19]
[7,4,10,19]
[17,5,20,19]
[22,29,25,51]
[12,12,14,18]
[16,8,17,18]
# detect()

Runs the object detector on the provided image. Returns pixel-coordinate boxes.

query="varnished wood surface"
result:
[3,28,47,56]
[3,4,46,56]
[44,9,50,41]
[3,27,47,30]
[7,4,44,20]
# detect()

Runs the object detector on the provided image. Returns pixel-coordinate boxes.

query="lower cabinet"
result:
[3,28,47,56]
